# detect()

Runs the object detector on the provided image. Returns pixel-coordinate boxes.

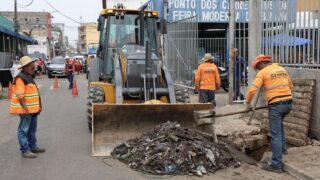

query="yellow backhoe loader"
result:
[87,1,211,156]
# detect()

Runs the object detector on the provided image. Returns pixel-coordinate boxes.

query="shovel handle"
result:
[215,106,268,117]
[247,88,262,125]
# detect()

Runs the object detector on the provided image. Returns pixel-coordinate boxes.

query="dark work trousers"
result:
[268,102,292,168]
[199,90,216,107]
[233,80,244,101]
[67,72,73,89]
[18,114,38,153]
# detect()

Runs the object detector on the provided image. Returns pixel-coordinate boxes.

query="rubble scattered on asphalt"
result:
[112,121,241,176]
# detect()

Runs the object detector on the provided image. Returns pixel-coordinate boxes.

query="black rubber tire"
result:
[175,88,190,103]
[47,73,53,78]
[87,86,104,133]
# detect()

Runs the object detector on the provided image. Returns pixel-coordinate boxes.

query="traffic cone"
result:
[7,81,12,100]
[53,76,59,89]
[72,79,78,97]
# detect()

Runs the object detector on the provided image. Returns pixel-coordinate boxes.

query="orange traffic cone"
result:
[72,79,78,97]
[53,76,59,89]
[7,81,12,100]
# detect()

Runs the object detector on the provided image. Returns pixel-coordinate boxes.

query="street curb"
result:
[284,163,314,180]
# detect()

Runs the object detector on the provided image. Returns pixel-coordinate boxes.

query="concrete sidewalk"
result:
[284,146,320,180]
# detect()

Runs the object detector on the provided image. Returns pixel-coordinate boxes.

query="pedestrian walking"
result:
[247,54,293,173]
[64,56,75,89]
[9,56,45,158]
[232,48,245,101]
[36,58,44,76]
[10,60,21,78]
[195,53,221,106]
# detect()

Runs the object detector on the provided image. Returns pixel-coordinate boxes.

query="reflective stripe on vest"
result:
[265,84,289,91]
[9,72,41,114]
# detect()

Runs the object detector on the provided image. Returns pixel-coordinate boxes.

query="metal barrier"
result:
[199,37,249,103]
[165,17,198,85]
[165,15,249,103]
[260,0,320,69]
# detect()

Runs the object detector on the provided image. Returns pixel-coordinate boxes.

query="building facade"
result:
[78,23,99,54]
[0,11,52,43]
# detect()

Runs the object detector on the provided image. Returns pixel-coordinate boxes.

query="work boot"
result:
[261,163,283,173]
[22,151,37,158]
[31,147,46,153]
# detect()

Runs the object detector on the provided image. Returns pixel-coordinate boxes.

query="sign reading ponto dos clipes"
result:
[148,0,296,23]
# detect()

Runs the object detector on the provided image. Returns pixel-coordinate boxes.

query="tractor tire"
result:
[87,86,104,133]
[175,88,190,103]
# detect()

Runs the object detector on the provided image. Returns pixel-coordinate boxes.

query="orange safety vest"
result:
[9,72,41,114]
[247,64,293,104]
[195,63,221,90]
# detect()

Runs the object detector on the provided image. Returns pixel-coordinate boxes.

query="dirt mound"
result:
[112,121,241,176]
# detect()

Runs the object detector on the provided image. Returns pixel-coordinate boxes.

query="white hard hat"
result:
[65,56,70,59]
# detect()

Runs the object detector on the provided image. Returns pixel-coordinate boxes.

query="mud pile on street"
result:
[112,121,241,176]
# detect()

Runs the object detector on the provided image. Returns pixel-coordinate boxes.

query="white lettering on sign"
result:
[173,10,196,21]
[191,0,196,8]
[235,1,247,10]
[201,0,217,10]
[168,0,255,22]
[222,0,228,10]
[202,11,229,22]
[169,0,198,9]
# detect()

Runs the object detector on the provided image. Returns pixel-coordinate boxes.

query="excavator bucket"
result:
[92,103,211,156]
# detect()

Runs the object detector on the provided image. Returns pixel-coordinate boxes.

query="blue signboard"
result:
[167,0,248,22]
[148,0,296,23]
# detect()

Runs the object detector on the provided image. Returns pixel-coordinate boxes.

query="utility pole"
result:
[248,0,261,86]
[228,0,235,105]
[14,0,19,58]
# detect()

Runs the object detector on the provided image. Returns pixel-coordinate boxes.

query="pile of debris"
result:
[112,121,241,176]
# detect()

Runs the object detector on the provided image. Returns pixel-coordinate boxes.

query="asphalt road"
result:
[0,74,295,180]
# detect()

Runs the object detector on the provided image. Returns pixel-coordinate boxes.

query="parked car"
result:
[46,57,66,78]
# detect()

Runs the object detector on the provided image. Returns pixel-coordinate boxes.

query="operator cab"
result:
[97,4,163,100]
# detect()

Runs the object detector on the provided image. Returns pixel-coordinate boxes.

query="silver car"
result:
[46,57,66,78]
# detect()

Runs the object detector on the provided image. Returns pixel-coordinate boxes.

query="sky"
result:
[0,0,101,46]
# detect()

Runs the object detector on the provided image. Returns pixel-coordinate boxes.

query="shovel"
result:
[194,105,268,126]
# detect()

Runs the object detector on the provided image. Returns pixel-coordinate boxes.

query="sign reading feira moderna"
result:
[149,0,296,23]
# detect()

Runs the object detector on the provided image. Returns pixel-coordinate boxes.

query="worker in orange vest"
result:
[9,56,46,158]
[247,55,293,173]
[195,53,221,106]
[64,56,75,89]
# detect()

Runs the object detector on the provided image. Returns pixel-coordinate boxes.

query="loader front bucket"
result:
[92,103,211,156]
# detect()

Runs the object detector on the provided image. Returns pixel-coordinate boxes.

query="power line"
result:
[19,0,34,7]
[44,0,81,24]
